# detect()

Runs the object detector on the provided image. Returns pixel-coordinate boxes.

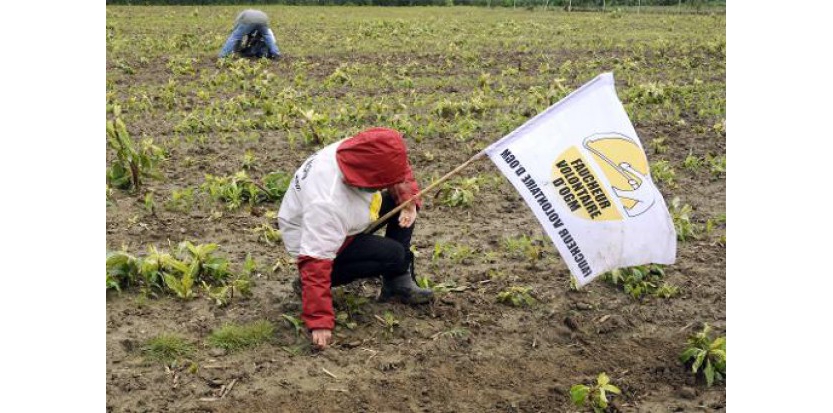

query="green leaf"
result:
[163,273,183,294]
[604,384,622,394]
[161,255,190,274]
[704,360,715,387]
[244,253,257,274]
[188,260,200,280]
[182,241,199,257]
[106,251,132,268]
[597,372,610,386]
[715,358,726,373]
[680,347,699,363]
[598,387,608,407]
[204,260,230,278]
[182,270,194,298]
[106,273,122,292]
[570,385,589,407]
[631,268,644,280]
[692,350,707,373]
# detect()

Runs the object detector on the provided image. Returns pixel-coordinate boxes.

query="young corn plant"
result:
[281,314,305,337]
[106,249,141,292]
[416,276,464,293]
[706,215,726,247]
[649,137,668,155]
[335,312,357,330]
[107,246,167,297]
[253,222,282,245]
[713,119,726,134]
[241,150,257,170]
[298,108,337,146]
[431,241,476,265]
[683,151,703,171]
[628,82,668,105]
[503,234,545,261]
[324,66,353,88]
[568,276,582,292]
[602,264,677,299]
[106,272,122,292]
[669,197,699,241]
[106,105,165,192]
[162,260,197,300]
[261,171,292,202]
[230,273,252,297]
[706,154,726,180]
[201,272,251,307]
[376,311,400,337]
[654,283,681,299]
[436,177,480,207]
[497,286,537,307]
[106,185,114,207]
[570,372,622,413]
[243,253,259,277]
[144,191,156,215]
[106,242,241,303]
[165,188,195,213]
[200,172,258,210]
[650,160,676,188]
[178,241,233,284]
[680,324,726,387]
[201,282,231,307]
[333,289,369,320]
[138,245,176,295]
[202,171,290,210]
[431,241,450,263]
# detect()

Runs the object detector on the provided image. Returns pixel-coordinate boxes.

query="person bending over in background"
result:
[218,9,281,60]
[278,128,434,350]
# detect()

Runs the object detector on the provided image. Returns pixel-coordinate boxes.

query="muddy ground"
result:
[106,6,725,413]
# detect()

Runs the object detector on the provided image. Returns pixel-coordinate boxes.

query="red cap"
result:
[336,128,410,190]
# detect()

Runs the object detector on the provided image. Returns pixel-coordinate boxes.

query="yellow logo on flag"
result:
[551,133,657,220]
[551,147,621,221]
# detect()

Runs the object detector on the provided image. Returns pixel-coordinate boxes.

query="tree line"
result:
[106,0,725,9]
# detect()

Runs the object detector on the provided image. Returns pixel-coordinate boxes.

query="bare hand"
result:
[311,329,332,350]
[398,202,417,228]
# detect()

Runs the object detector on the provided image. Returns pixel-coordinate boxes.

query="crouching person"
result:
[278,128,433,350]
[218,9,281,60]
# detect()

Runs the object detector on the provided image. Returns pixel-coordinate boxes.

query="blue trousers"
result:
[218,22,281,58]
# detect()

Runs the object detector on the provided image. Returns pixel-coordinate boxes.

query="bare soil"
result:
[106,10,725,413]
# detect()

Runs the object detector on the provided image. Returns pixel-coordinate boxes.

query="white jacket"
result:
[278,140,381,260]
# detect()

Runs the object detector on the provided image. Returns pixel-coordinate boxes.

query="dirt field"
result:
[106,6,725,412]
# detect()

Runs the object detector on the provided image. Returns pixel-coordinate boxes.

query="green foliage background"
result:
[106,0,725,10]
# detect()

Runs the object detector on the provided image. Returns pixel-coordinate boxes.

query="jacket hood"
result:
[336,128,410,190]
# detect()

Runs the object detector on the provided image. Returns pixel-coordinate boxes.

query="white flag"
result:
[483,72,676,286]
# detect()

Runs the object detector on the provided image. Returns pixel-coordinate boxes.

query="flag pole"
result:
[363,151,486,234]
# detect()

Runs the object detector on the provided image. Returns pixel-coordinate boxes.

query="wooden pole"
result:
[363,151,487,234]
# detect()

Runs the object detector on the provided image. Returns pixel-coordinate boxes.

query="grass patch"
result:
[142,334,196,363]
[208,320,275,352]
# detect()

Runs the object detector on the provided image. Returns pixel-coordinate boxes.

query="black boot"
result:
[379,272,434,304]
